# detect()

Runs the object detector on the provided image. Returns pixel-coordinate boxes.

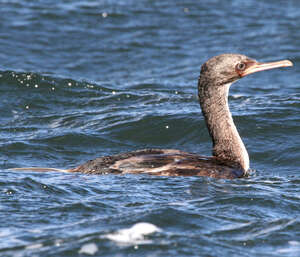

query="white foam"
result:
[25,243,43,250]
[289,241,300,246]
[78,243,98,255]
[277,241,300,254]
[232,94,243,99]
[104,222,161,244]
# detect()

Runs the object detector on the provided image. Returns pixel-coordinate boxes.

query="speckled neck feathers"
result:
[198,55,249,171]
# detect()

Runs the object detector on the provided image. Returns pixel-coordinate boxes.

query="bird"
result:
[11,54,293,179]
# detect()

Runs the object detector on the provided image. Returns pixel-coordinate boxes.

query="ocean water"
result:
[1,0,300,256]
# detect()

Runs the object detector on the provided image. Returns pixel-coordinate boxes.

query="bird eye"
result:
[236,62,246,71]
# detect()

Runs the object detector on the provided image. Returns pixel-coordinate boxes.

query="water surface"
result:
[1,0,299,256]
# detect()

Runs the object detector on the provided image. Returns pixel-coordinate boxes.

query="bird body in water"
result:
[11,54,293,179]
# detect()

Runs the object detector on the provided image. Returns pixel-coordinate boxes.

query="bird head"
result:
[199,53,293,87]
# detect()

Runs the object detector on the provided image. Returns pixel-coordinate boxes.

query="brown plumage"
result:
[69,149,243,179]
[10,54,293,178]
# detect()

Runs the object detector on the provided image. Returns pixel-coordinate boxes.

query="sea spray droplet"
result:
[55,239,63,247]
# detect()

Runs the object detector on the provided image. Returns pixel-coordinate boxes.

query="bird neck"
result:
[198,79,249,171]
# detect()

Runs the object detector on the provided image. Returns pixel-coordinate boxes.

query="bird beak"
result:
[241,59,293,77]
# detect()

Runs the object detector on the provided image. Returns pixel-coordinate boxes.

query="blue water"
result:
[1,0,300,256]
